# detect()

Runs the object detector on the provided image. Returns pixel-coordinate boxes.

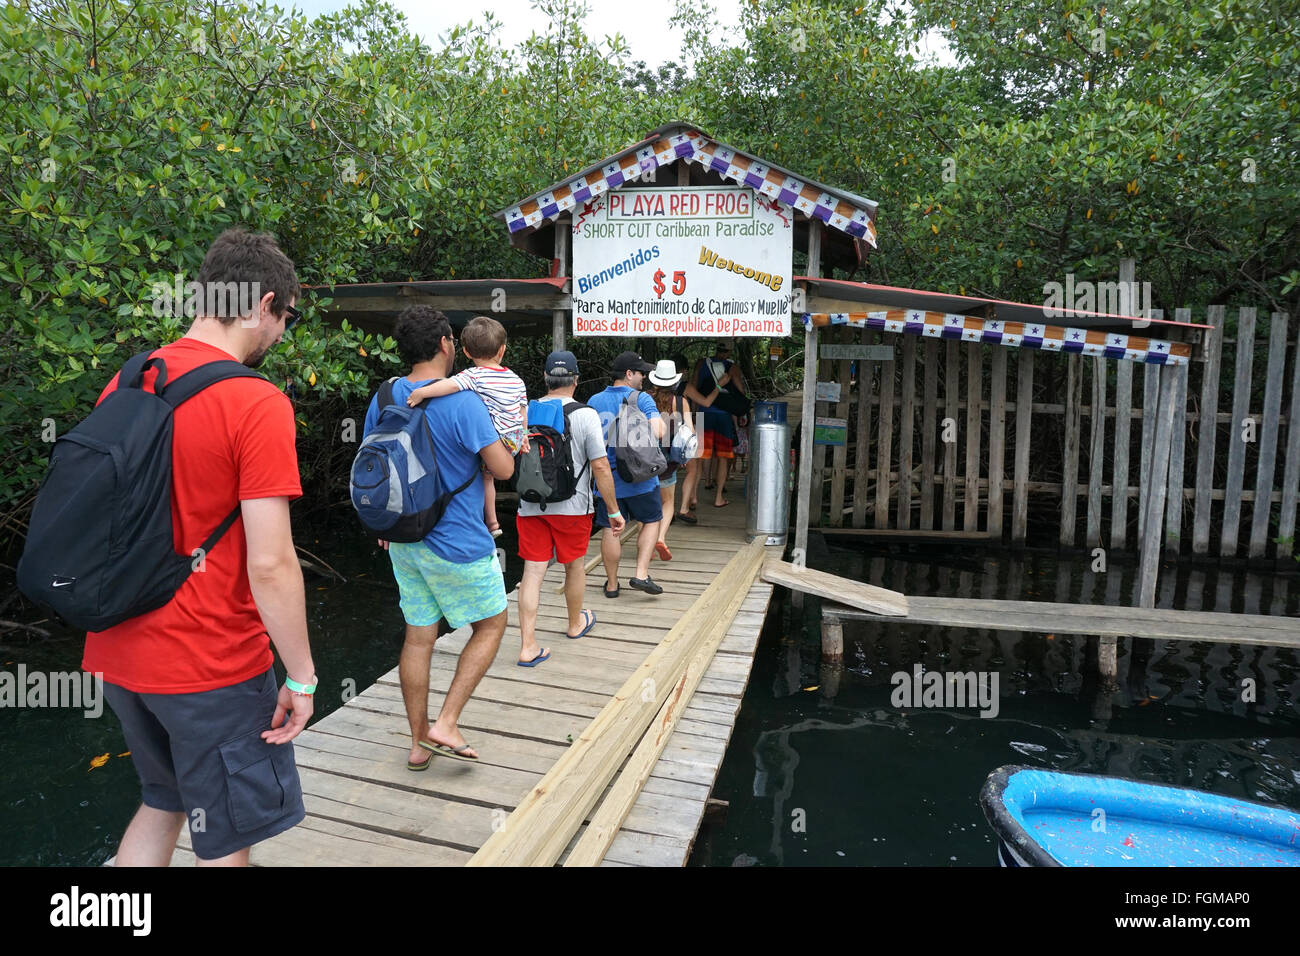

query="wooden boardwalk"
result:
[166,471,781,866]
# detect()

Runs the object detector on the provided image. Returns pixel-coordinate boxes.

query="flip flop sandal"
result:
[407,751,434,771]
[566,609,597,640]
[418,739,479,762]
[655,541,672,561]
[517,648,550,667]
[677,512,698,524]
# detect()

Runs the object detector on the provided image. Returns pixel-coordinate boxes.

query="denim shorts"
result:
[103,667,305,860]
[388,542,507,629]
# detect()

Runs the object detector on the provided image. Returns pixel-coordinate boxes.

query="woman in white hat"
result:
[647,359,694,561]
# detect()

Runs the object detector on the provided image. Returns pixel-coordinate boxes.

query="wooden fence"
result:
[802,307,1299,562]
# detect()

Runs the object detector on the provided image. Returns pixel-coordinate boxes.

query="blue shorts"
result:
[103,668,305,861]
[594,490,663,529]
[388,542,507,629]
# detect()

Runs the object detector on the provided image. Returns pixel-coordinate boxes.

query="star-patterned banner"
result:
[801,311,1191,365]
[502,128,878,247]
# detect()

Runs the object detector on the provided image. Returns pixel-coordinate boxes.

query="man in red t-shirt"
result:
[85,229,316,866]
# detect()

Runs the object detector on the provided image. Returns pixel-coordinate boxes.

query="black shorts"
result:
[594,490,664,528]
[104,668,305,861]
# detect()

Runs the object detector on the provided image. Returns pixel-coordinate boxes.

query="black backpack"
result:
[511,400,588,510]
[17,352,265,632]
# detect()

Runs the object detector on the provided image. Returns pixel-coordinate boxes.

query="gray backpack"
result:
[608,390,667,483]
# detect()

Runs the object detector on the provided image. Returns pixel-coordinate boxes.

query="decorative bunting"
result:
[503,127,878,246]
[801,312,1190,366]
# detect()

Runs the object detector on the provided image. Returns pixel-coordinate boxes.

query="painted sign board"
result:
[571,186,794,337]
[813,416,848,446]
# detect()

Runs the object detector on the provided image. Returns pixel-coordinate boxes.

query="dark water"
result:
[0,516,525,867]
[687,545,1300,867]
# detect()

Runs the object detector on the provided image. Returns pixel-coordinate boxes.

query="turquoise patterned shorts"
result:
[387,543,507,630]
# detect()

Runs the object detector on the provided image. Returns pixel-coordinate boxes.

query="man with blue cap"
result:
[514,351,624,668]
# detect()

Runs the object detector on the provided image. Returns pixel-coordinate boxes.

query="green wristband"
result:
[285,675,317,695]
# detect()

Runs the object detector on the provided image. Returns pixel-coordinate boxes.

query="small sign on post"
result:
[813,416,848,446]
[815,381,841,403]
[819,344,895,361]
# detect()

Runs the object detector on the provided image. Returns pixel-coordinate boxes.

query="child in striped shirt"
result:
[406,315,527,537]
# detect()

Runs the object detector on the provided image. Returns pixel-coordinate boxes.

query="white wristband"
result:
[607,510,622,519]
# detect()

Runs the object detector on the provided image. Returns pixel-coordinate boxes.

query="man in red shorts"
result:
[85,229,315,865]
[514,351,624,666]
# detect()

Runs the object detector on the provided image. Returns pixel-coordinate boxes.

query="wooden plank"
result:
[809,339,832,526]
[1164,326,1189,556]
[943,340,959,531]
[793,227,822,565]
[1277,317,1300,560]
[851,329,874,527]
[1192,306,1226,553]
[1138,360,1159,541]
[1111,356,1133,550]
[1060,354,1082,546]
[762,559,908,616]
[920,338,939,530]
[1248,312,1288,557]
[964,343,982,532]
[468,541,767,866]
[1086,357,1106,549]
[1137,367,1179,608]
[828,345,852,527]
[1012,349,1034,544]
[1220,307,1257,556]
[565,556,762,865]
[824,598,1300,647]
[875,335,897,528]
[987,347,1007,539]
[896,335,917,529]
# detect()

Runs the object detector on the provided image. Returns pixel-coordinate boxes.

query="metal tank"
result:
[745,401,791,546]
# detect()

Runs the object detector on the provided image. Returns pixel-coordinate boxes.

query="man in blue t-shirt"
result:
[587,351,667,597]
[361,306,514,768]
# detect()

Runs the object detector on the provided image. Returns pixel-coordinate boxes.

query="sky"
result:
[289,0,744,66]
[288,0,954,68]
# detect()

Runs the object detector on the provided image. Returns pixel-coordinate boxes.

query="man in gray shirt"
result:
[515,351,626,666]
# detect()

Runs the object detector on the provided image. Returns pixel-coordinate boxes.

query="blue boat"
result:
[980,766,1300,867]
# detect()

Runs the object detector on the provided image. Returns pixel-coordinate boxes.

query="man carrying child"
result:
[406,315,527,538]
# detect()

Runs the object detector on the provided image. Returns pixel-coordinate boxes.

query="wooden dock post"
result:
[821,615,843,663]
[792,223,823,602]
[552,226,568,351]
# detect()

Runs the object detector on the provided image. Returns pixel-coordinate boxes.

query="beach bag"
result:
[350,378,476,542]
[512,400,588,510]
[706,358,753,417]
[608,390,667,484]
[17,352,264,631]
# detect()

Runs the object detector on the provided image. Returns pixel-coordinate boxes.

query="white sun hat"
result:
[648,359,682,387]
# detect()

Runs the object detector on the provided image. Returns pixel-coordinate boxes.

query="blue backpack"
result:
[350,378,476,542]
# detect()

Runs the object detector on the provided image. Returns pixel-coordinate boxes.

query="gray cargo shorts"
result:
[103,667,306,860]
